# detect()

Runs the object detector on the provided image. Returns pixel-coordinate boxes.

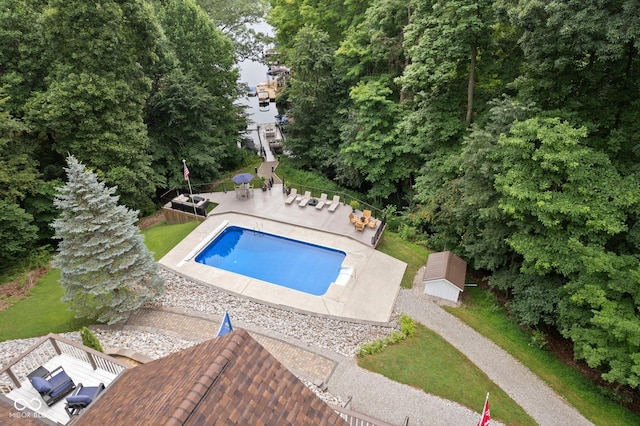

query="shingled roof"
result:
[423,251,467,291]
[0,395,55,425]
[74,329,347,425]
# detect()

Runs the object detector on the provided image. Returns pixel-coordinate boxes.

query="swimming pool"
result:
[194,226,346,296]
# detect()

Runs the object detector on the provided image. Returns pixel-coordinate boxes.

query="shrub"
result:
[357,315,417,357]
[400,313,416,337]
[529,329,548,350]
[80,326,104,353]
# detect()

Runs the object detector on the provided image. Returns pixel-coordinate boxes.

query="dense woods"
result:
[268,0,640,394]
[0,0,255,241]
[1,0,639,397]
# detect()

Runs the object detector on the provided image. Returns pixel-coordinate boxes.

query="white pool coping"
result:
[159,213,406,324]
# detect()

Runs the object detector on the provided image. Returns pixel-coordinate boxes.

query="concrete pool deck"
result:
[159,186,406,324]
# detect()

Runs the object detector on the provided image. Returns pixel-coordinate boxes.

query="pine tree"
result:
[52,156,164,324]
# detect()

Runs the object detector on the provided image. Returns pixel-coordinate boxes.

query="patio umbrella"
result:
[231,173,254,184]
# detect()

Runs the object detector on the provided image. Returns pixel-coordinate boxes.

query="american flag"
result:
[183,164,190,181]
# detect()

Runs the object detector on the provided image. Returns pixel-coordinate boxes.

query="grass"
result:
[0,220,199,342]
[376,231,430,288]
[445,286,640,426]
[142,220,199,261]
[366,232,640,425]
[207,157,265,192]
[358,323,536,426]
[0,268,93,342]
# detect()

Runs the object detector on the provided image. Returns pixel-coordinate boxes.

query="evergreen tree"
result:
[52,156,164,324]
[80,326,105,353]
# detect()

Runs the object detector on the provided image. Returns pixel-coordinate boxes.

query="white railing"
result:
[0,333,129,395]
[330,404,398,426]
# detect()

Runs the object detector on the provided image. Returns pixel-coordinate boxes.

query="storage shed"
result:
[423,251,467,303]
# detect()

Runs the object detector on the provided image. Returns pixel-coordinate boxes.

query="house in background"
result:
[423,251,467,303]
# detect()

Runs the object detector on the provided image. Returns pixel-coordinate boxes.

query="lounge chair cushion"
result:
[65,383,105,416]
[48,371,73,395]
[66,394,93,406]
[31,377,52,393]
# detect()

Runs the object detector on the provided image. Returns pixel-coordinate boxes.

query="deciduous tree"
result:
[25,0,163,214]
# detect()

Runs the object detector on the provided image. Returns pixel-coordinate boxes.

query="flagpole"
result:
[477,392,490,426]
[183,159,198,221]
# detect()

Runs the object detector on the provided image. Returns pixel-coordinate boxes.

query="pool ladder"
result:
[253,223,263,235]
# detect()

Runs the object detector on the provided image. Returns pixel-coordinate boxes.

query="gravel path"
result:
[328,358,491,425]
[395,285,593,426]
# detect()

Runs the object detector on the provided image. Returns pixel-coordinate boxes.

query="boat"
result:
[266,65,290,76]
[258,89,270,106]
[260,123,284,155]
[247,86,257,97]
[257,75,286,102]
[263,49,279,59]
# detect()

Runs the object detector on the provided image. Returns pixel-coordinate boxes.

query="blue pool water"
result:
[194,226,346,296]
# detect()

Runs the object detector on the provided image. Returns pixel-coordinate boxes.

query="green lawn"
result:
[359,323,536,426]
[376,232,430,288]
[0,268,92,342]
[0,220,199,342]
[142,220,199,260]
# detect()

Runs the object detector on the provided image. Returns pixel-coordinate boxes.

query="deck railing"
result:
[0,333,130,395]
[330,403,400,426]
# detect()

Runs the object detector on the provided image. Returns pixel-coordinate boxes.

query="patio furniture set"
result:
[349,210,378,232]
[27,365,104,417]
[285,189,341,212]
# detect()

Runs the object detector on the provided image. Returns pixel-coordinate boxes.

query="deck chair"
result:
[65,383,105,417]
[327,195,340,212]
[354,218,366,231]
[348,212,358,224]
[315,193,328,210]
[362,210,372,220]
[30,366,76,406]
[368,217,378,229]
[298,191,312,207]
[285,188,298,204]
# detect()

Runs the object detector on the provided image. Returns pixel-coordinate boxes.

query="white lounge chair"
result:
[327,195,340,212]
[315,193,328,210]
[298,191,312,207]
[285,188,298,204]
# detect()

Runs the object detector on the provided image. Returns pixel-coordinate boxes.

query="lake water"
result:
[236,21,281,158]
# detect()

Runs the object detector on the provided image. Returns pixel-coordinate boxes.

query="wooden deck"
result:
[7,353,120,424]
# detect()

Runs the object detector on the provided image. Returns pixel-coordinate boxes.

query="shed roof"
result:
[423,251,467,291]
[75,328,347,426]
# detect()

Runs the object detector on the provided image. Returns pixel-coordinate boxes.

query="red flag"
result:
[183,164,190,181]
[477,393,490,426]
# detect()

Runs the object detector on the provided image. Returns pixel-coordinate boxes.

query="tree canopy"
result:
[267,0,640,393]
[0,0,247,218]
[1,0,639,395]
